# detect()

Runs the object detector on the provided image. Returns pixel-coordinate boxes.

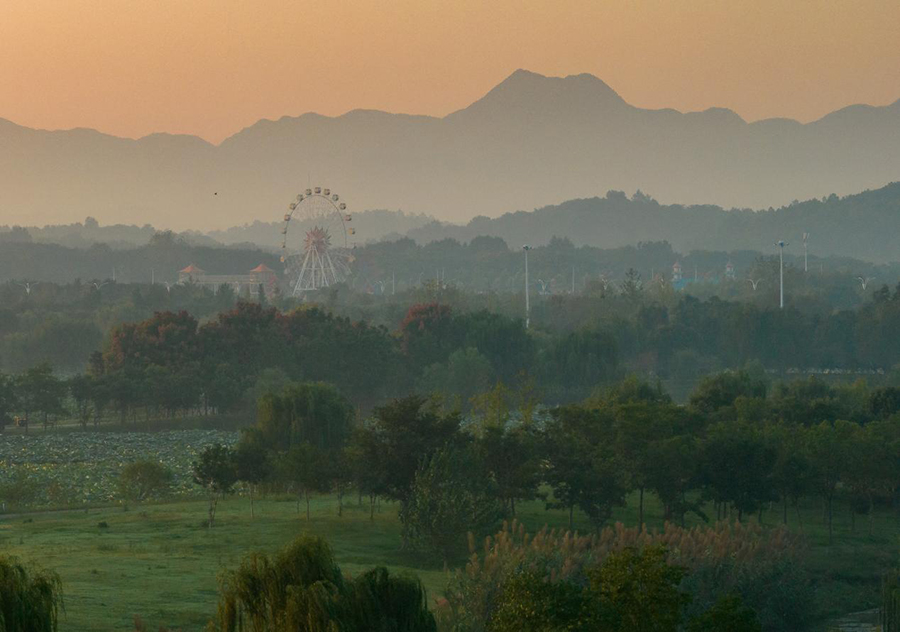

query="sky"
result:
[1,0,898,144]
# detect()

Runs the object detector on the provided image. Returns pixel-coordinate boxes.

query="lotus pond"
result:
[0,430,239,507]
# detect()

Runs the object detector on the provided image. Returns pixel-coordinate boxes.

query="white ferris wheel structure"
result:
[280,187,356,297]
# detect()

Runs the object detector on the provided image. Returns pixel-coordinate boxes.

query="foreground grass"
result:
[0,491,896,631]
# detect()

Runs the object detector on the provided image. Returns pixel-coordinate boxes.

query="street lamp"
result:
[523,245,532,328]
[775,240,788,308]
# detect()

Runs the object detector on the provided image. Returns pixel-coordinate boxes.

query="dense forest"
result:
[6,278,900,429]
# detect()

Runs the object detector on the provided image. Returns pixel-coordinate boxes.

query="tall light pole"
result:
[523,245,532,329]
[775,240,788,308]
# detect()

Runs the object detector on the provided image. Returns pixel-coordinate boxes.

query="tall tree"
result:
[544,405,628,532]
[254,382,354,452]
[277,442,332,521]
[807,419,856,544]
[17,364,67,432]
[0,372,19,432]
[405,445,501,564]
[233,441,270,519]
[699,422,777,522]
[353,396,461,542]
[193,444,237,528]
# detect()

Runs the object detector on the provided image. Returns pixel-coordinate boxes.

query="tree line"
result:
[189,371,900,557]
[8,282,900,426]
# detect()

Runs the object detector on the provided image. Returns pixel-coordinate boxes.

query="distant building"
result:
[725,261,735,279]
[178,263,277,297]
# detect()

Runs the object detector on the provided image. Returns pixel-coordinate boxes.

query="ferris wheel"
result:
[280,187,356,296]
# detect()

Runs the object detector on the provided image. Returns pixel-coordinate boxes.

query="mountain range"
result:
[2,69,899,232]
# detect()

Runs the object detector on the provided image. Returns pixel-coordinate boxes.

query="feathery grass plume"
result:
[442,521,809,632]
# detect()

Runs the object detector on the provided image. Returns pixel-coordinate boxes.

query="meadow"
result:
[0,481,896,631]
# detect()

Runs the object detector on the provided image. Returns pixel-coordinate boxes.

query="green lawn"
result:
[0,491,896,631]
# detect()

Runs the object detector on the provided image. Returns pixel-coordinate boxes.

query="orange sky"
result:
[1,0,898,144]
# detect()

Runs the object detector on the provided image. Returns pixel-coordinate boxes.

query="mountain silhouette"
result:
[1,70,899,233]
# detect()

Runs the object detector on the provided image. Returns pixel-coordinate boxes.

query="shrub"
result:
[117,460,174,502]
[687,594,762,632]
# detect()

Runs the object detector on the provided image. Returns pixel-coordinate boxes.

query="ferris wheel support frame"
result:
[280,187,355,296]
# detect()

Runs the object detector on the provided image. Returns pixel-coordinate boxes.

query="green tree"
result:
[67,374,94,429]
[277,443,332,521]
[354,396,461,540]
[488,572,589,632]
[609,399,690,527]
[255,382,354,452]
[690,369,768,419]
[699,423,777,521]
[405,445,501,564]
[233,441,270,519]
[645,435,704,526]
[476,424,542,516]
[544,405,628,532]
[17,364,67,432]
[807,419,856,544]
[0,372,19,432]
[193,444,237,527]
[589,545,689,632]
[208,535,436,632]
[0,555,63,632]
[767,424,813,527]
[118,460,173,502]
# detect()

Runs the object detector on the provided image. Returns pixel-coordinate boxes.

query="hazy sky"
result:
[1,0,898,144]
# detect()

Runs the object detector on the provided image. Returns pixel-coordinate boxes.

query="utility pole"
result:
[392,271,395,295]
[571,266,575,294]
[523,245,532,329]
[775,240,788,308]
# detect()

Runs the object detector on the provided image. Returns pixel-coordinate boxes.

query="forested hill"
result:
[407,183,900,263]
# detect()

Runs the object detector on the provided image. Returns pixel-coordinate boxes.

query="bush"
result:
[687,594,762,632]
[487,571,590,632]
[118,460,174,502]
[0,472,39,510]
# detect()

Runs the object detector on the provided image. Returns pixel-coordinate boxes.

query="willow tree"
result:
[0,556,63,632]
[208,535,435,632]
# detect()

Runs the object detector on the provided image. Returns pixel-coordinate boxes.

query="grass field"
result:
[0,487,897,631]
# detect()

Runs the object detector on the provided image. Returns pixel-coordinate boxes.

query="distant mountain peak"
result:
[449,69,628,120]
